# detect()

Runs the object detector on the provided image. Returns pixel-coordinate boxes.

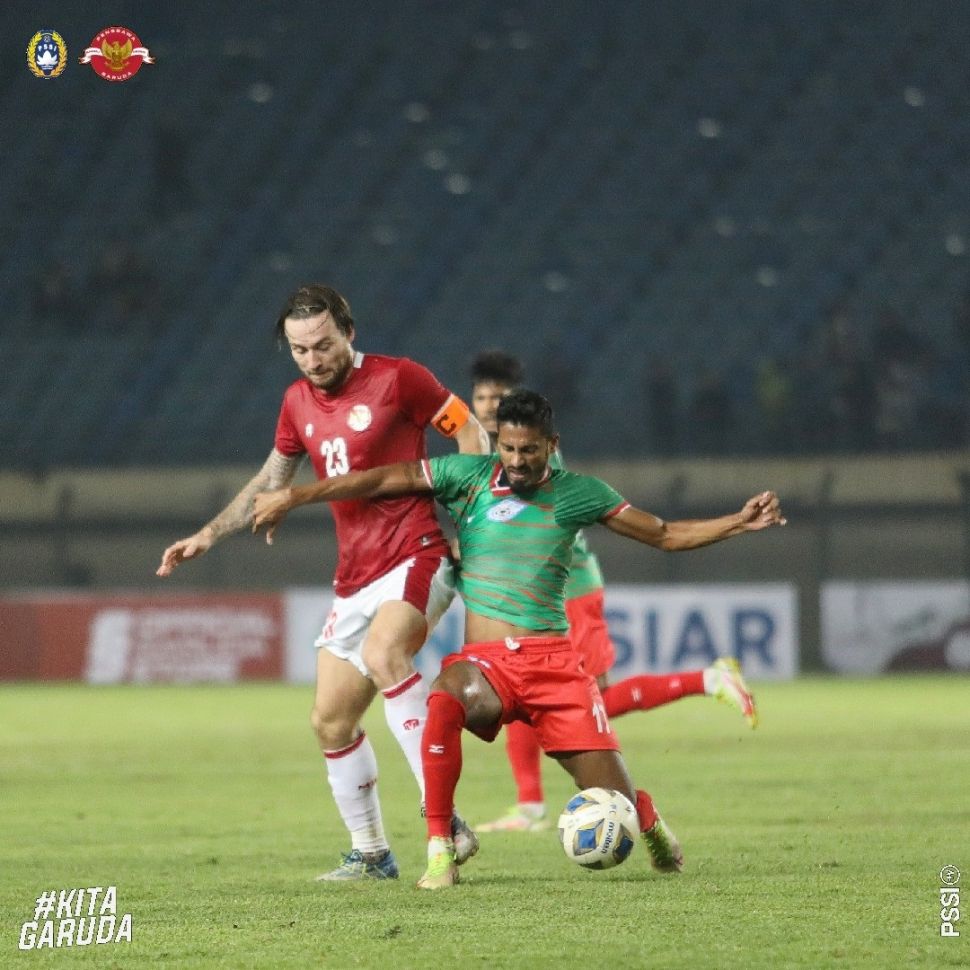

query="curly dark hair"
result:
[470,350,524,388]
[495,388,556,437]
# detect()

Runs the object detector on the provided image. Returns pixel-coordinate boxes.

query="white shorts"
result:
[315,554,456,678]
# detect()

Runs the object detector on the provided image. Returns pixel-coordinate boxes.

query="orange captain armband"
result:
[430,394,470,437]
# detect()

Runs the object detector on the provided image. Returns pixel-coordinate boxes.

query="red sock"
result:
[505,719,543,804]
[422,691,466,839]
[602,671,705,718]
[634,789,659,832]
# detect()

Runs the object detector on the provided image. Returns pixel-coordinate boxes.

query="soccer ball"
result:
[557,787,638,870]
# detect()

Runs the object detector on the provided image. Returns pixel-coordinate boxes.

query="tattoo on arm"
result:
[265,449,302,489]
[203,450,302,541]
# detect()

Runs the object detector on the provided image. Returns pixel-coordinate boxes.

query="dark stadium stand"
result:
[2,1,969,467]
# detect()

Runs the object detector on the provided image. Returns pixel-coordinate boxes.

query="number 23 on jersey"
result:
[321,437,350,477]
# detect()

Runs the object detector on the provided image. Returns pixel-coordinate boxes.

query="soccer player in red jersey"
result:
[250,389,786,889]
[157,284,489,881]
[468,352,759,833]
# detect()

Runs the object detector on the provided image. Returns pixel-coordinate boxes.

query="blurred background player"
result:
[251,388,786,888]
[468,351,759,833]
[158,284,489,881]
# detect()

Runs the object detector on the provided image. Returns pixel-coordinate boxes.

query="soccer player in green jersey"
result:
[469,351,759,834]
[252,389,786,889]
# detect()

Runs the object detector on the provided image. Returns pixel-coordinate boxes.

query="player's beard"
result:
[505,468,536,492]
[307,353,353,391]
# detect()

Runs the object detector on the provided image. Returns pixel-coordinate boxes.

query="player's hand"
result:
[156,530,214,576]
[739,491,786,530]
[252,488,293,544]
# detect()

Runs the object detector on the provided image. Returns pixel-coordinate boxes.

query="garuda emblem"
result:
[80,27,154,81]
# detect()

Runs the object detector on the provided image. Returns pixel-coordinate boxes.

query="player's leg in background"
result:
[477,721,549,832]
[311,649,399,880]
[599,660,758,728]
[570,589,757,727]
[551,748,684,873]
[599,669,705,715]
[419,661,503,889]
[568,590,690,720]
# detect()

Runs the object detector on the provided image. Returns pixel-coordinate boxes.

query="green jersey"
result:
[549,451,605,599]
[427,454,628,632]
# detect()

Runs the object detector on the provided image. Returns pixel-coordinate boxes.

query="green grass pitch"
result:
[2,677,967,968]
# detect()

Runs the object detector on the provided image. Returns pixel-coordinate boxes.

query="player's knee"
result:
[360,640,410,687]
[432,665,496,720]
[453,679,483,711]
[429,676,467,710]
[310,704,357,749]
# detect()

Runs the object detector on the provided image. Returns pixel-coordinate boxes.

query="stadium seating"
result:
[2,1,968,467]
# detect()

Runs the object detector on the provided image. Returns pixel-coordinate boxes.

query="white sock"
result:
[382,671,428,799]
[323,732,387,855]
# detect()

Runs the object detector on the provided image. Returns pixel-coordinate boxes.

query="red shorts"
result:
[566,589,615,680]
[442,636,619,754]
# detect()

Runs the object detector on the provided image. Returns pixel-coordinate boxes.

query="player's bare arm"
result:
[604,491,786,551]
[455,412,490,454]
[156,449,302,575]
[252,459,431,541]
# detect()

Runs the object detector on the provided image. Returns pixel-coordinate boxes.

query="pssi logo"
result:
[27,30,67,78]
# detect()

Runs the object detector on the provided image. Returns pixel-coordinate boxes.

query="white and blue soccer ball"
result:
[557,787,638,870]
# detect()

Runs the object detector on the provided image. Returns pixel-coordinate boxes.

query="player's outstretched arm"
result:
[604,491,786,551]
[156,449,302,575]
[252,460,430,542]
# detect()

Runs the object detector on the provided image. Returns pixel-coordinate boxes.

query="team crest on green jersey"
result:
[487,498,528,522]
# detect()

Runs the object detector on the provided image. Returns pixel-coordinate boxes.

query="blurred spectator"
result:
[871,307,924,364]
[915,345,964,449]
[799,303,876,452]
[953,290,970,372]
[754,355,794,453]
[645,360,678,456]
[830,353,877,452]
[949,292,970,444]
[687,367,733,455]
[873,359,922,449]
[871,308,928,450]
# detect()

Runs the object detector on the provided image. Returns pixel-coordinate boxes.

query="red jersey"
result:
[275,352,452,596]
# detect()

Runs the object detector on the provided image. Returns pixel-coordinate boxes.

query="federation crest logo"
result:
[79,27,154,81]
[27,30,67,78]
[486,498,528,522]
[346,405,372,432]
